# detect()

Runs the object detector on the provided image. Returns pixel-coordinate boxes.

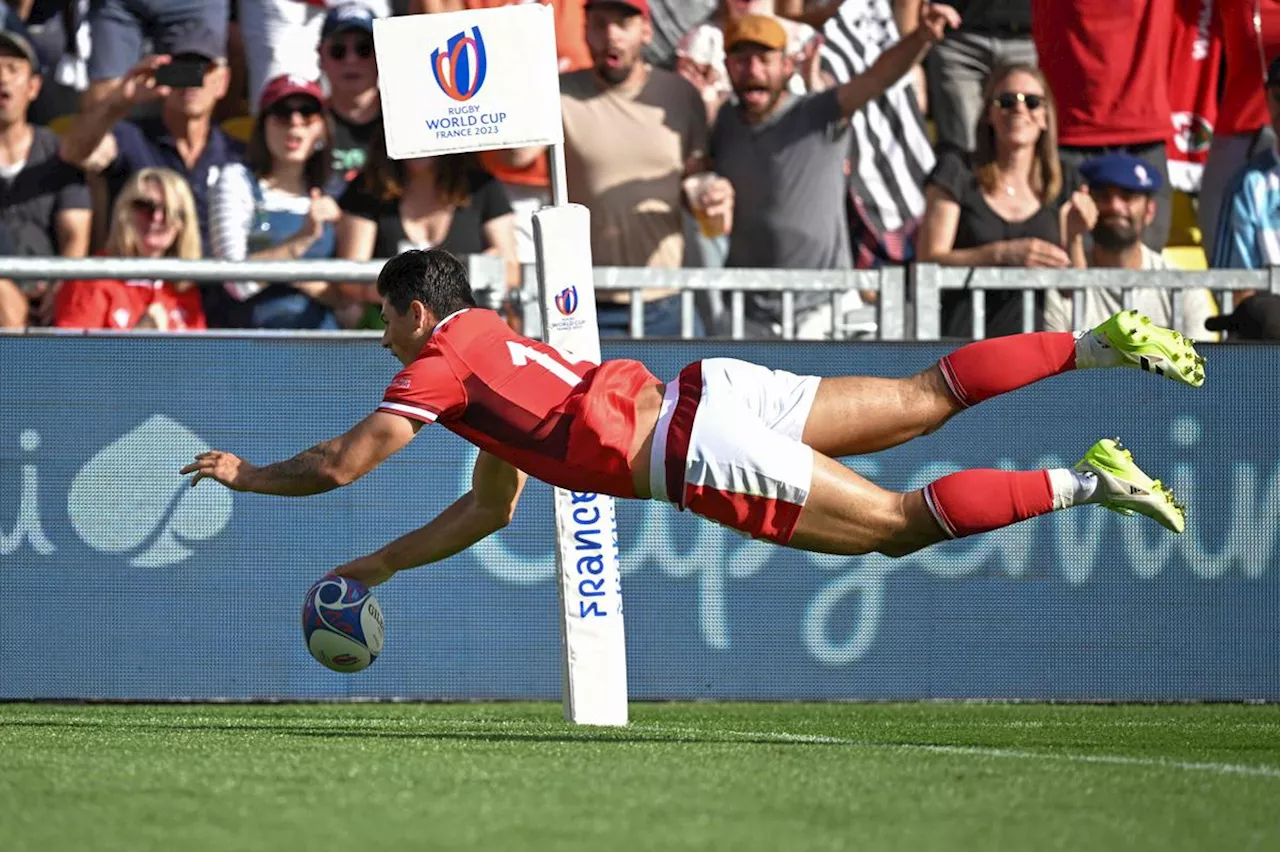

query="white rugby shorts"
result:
[648,358,819,543]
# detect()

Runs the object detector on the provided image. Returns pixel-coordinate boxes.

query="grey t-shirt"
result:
[711,89,851,323]
[0,126,90,257]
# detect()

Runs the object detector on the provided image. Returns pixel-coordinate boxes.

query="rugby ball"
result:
[301,575,385,672]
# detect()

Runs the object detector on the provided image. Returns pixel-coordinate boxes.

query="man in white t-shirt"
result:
[1050,152,1218,341]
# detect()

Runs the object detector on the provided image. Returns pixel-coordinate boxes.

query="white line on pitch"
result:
[713,729,1280,779]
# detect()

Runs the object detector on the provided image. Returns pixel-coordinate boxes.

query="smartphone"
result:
[154,57,208,89]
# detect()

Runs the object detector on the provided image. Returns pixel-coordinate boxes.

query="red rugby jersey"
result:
[379,308,659,497]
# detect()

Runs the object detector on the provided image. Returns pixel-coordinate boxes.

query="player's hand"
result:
[917,3,961,45]
[180,450,257,490]
[332,555,397,588]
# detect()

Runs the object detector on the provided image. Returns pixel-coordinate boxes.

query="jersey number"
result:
[506,341,585,388]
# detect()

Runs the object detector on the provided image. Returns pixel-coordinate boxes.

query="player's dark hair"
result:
[377,249,477,318]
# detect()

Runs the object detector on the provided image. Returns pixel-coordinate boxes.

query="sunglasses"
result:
[130,199,169,220]
[326,39,374,61]
[267,99,323,121]
[993,91,1044,111]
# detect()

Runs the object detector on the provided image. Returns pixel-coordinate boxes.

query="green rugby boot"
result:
[1075,438,1185,534]
[1080,309,1206,388]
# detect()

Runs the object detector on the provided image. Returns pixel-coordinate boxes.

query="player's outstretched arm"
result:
[180,411,420,496]
[333,451,527,587]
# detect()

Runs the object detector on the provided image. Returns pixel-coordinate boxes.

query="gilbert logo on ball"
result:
[302,576,386,673]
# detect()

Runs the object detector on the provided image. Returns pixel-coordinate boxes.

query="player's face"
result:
[380,297,432,365]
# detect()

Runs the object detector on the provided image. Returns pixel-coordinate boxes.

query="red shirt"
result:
[1032,0,1174,146]
[1215,0,1280,136]
[53,278,207,331]
[379,309,659,497]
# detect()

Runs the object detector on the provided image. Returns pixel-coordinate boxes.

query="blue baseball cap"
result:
[1079,153,1163,194]
[321,3,376,41]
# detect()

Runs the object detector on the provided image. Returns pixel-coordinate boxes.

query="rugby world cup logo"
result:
[555,286,579,316]
[432,27,488,102]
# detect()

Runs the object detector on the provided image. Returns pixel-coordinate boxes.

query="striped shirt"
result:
[208,163,314,302]
[820,0,935,234]
[1211,147,1280,269]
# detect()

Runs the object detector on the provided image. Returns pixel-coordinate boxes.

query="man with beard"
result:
[1046,152,1216,339]
[709,6,958,338]
[556,0,725,337]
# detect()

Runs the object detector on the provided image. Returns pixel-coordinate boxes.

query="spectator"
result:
[901,0,1035,155]
[420,0,593,275]
[315,3,383,195]
[0,16,91,323]
[0,222,23,327]
[80,0,229,109]
[641,0,718,70]
[676,1,820,123]
[1205,294,1280,341]
[53,167,206,330]
[1049,153,1216,340]
[335,128,518,327]
[551,0,712,337]
[58,23,243,251]
[917,63,1066,338]
[1210,56,1280,301]
[1032,0,1173,252]
[209,74,342,329]
[1199,0,1280,262]
[8,1,84,125]
[239,1,390,114]
[408,0,591,73]
[712,7,956,339]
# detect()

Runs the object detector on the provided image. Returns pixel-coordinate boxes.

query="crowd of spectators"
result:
[0,0,1276,340]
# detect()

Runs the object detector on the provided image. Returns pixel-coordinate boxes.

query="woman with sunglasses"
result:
[334,124,519,328]
[918,63,1068,338]
[53,167,206,330]
[209,74,342,329]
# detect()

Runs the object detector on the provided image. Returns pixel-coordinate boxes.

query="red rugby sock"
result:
[938,332,1077,407]
[923,469,1056,538]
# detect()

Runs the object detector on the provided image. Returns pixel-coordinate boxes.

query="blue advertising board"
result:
[1,336,1276,700]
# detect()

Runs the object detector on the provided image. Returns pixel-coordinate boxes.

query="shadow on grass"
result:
[0,717,839,747]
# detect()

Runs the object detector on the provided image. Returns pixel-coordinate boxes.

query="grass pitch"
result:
[1,703,1276,851]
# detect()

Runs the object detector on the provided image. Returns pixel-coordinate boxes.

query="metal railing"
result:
[2,255,1274,340]
[911,265,1279,340]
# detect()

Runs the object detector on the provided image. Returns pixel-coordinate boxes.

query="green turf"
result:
[1,703,1277,851]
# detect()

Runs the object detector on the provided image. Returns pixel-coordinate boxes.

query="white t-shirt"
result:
[1043,244,1220,341]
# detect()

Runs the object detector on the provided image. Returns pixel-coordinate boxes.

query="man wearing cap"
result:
[80,0,229,111]
[0,15,91,327]
[314,3,384,195]
[1210,54,1280,296]
[1046,152,1217,340]
[709,4,957,338]
[1205,293,1280,341]
[58,22,244,255]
